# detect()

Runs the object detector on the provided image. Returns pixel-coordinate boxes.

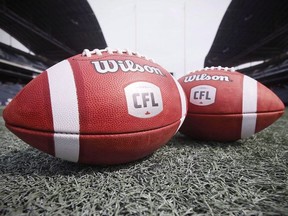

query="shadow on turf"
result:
[0,131,249,177]
[0,134,246,177]
[169,132,245,149]
[0,146,154,177]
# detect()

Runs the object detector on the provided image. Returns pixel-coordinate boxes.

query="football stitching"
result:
[81,47,154,62]
[190,66,236,73]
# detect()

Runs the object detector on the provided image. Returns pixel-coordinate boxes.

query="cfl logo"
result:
[190,85,216,106]
[125,82,163,118]
[132,92,159,108]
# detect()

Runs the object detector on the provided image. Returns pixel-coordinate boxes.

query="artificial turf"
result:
[0,107,287,215]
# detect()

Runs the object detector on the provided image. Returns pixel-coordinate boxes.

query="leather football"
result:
[4,48,187,164]
[178,66,285,141]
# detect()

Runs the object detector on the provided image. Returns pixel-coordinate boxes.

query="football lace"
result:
[190,66,235,73]
[82,47,154,62]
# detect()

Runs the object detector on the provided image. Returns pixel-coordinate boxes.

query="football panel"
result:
[3,72,54,132]
[180,109,285,141]
[79,120,180,165]
[179,70,285,116]
[257,82,285,112]
[179,113,243,141]
[5,124,55,156]
[5,120,181,165]
[69,55,183,134]
[255,110,285,133]
[178,71,244,114]
[5,55,184,135]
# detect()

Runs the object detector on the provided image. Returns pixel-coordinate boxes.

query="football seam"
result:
[186,110,284,115]
[5,120,180,136]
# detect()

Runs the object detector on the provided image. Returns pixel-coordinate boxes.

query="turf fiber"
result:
[0,107,287,215]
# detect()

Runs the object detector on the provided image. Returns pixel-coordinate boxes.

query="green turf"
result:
[0,107,287,215]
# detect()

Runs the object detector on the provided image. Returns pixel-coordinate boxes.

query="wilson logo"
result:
[92,60,165,76]
[184,74,230,82]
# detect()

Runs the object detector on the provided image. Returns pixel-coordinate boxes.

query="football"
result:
[3,48,187,165]
[178,66,285,141]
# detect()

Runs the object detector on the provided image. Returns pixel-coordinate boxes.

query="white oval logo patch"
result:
[190,85,216,106]
[124,82,163,118]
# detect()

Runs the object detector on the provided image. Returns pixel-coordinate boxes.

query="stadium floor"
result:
[0,106,287,215]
